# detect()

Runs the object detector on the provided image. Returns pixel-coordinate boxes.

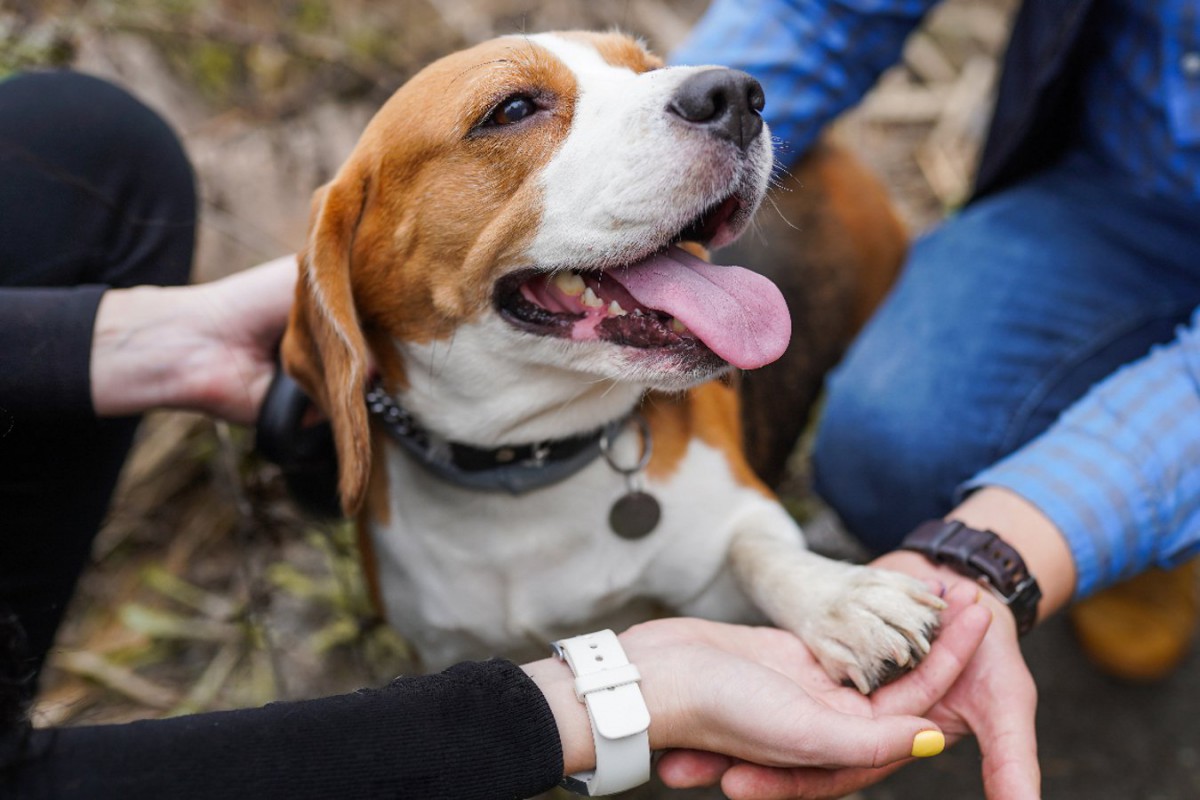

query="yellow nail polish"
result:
[911,730,945,758]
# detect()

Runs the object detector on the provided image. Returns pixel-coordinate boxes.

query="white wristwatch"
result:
[552,630,651,796]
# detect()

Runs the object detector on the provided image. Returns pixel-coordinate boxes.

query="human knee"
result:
[12,71,196,287]
[13,71,189,172]
[812,362,978,551]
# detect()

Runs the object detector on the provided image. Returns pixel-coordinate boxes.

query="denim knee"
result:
[812,360,981,554]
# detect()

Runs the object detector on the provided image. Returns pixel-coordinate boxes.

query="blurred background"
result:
[3,1,1198,797]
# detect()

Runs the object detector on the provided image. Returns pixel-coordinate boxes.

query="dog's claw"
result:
[847,666,872,695]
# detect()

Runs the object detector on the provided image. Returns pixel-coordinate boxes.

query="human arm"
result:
[668,0,940,163]
[2,611,989,800]
[872,308,1200,797]
[960,305,1200,600]
[0,257,295,426]
[4,659,562,800]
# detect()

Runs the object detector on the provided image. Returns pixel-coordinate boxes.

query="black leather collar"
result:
[365,380,624,495]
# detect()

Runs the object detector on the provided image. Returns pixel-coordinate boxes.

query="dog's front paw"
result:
[802,565,946,694]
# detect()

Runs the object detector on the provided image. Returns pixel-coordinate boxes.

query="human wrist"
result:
[524,629,678,785]
[946,487,1076,620]
[91,280,269,422]
[886,487,1076,630]
[522,656,596,776]
[91,285,195,416]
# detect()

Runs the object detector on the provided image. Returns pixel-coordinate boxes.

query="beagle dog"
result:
[282,31,942,693]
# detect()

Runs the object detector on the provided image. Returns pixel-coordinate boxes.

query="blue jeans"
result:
[812,152,1200,553]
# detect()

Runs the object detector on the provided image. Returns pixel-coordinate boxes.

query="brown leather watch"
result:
[900,519,1043,636]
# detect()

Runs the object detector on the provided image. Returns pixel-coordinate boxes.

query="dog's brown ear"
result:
[282,172,372,517]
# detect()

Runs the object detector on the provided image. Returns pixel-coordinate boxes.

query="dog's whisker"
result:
[765,193,802,232]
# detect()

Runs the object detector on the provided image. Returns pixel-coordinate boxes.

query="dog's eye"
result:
[486,95,537,126]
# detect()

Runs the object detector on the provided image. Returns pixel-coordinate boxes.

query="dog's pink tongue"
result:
[608,246,791,370]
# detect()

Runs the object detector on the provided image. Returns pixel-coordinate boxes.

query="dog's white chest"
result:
[369,437,767,668]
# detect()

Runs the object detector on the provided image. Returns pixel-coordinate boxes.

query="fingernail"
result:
[911,730,945,758]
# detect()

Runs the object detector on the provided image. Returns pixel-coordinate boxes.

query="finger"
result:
[976,678,1041,799]
[764,705,945,771]
[686,654,941,770]
[721,758,909,800]
[941,579,985,619]
[656,749,733,789]
[870,596,991,716]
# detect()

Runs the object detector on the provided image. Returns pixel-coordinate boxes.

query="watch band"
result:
[900,519,1043,636]
[552,630,651,796]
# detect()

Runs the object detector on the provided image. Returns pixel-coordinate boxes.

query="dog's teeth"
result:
[670,318,689,334]
[608,300,627,317]
[553,271,585,297]
[581,287,604,308]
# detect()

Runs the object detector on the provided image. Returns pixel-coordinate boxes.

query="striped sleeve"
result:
[963,306,1200,599]
[668,0,938,165]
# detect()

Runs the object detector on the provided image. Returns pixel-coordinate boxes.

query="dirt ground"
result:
[8,1,1198,798]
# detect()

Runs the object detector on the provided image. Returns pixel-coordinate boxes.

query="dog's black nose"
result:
[667,69,765,151]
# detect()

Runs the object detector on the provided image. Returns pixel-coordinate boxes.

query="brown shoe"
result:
[1069,558,1200,682]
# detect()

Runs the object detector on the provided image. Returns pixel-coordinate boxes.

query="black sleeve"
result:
[0,286,108,418]
[2,659,564,800]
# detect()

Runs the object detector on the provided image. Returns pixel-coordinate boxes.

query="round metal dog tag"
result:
[609,491,661,540]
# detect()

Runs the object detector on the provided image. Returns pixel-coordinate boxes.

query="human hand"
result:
[873,551,1041,799]
[657,565,1038,799]
[91,256,297,423]
[647,582,1012,799]
[522,594,991,788]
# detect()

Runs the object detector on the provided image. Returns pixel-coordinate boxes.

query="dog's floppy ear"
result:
[282,172,372,517]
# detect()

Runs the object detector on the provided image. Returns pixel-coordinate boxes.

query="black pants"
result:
[0,71,197,684]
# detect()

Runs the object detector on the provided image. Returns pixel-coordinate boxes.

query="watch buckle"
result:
[1002,575,1038,606]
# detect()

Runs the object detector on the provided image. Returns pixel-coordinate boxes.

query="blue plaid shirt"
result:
[672,0,1200,597]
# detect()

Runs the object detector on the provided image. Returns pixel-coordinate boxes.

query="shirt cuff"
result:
[961,325,1200,598]
[0,285,108,418]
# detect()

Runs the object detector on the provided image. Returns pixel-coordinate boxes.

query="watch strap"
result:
[553,630,651,796]
[901,519,1042,635]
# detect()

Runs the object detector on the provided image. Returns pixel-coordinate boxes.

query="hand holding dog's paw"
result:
[728,530,947,693]
[799,563,947,694]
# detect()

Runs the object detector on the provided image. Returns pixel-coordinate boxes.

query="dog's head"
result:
[282,31,790,514]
